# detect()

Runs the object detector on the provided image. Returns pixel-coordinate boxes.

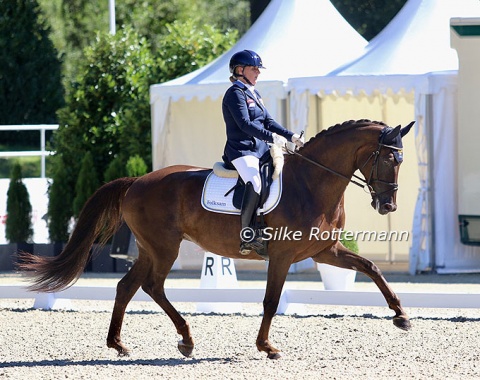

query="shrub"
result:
[47,157,73,242]
[5,163,33,243]
[126,155,147,177]
[340,231,359,254]
[104,156,127,182]
[73,151,99,218]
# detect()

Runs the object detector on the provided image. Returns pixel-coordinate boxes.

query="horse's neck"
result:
[284,137,360,212]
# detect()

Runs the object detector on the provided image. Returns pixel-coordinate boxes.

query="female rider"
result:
[222,49,304,255]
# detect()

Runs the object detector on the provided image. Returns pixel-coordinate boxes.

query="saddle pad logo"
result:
[201,172,282,215]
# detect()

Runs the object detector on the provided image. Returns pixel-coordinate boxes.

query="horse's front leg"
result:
[256,258,292,359]
[314,243,411,331]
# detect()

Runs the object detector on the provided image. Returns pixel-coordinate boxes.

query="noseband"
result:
[357,143,399,198]
[286,127,402,200]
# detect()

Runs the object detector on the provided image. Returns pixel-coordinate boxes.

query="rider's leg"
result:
[232,155,262,255]
[231,155,262,194]
[240,182,260,230]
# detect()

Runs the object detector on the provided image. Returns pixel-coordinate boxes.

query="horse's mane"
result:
[301,119,388,150]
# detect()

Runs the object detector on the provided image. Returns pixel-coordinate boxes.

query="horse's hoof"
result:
[393,316,412,331]
[107,341,131,357]
[267,351,283,360]
[178,340,194,357]
[117,348,131,357]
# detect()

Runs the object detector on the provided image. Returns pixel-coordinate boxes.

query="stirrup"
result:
[239,238,264,256]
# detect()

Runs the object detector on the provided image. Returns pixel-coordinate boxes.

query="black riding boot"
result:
[239,182,263,255]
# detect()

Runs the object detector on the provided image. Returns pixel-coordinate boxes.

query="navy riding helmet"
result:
[229,50,266,74]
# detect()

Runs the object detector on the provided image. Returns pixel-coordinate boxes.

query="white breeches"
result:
[231,155,262,194]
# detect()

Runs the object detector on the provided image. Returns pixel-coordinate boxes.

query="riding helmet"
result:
[229,50,266,73]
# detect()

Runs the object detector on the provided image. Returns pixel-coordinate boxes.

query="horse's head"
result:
[358,122,415,215]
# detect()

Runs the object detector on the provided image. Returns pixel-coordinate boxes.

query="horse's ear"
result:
[384,125,401,142]
[400,121,415,137]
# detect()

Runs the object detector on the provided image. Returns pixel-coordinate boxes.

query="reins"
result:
[285,144,367,189]
[285,134,402,198]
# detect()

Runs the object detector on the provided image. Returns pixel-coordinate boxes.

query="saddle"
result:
[222,150,275,210]
[202,144,284,216]
[202,145,285,259]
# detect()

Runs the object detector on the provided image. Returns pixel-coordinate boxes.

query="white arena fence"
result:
[2,284,480,313]
[0,124,58,178]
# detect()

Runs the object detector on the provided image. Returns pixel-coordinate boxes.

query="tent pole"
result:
[426,94,436,272]
[380,93,394,263]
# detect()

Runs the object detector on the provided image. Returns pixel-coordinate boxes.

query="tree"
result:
[326,0,407,41]
[155,20,238,83]
[104,156,127,182]
[50,26,155,223]
[48,23,237,237]
[73,151,99,217]
[0,0,64,124]
[5,163,33,243]
[250,0,269,25]
[47,156,73,242]
[37,0,250,88]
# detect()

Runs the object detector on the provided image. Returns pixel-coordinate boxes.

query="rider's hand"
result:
[292,133,305,148]
[272,133,288,147]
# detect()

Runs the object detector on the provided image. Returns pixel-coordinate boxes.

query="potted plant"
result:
[317,230,359,290]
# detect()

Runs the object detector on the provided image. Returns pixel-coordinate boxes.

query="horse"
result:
[19,119,414,360]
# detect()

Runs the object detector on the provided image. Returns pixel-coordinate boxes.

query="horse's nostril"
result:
[382,203,396,213]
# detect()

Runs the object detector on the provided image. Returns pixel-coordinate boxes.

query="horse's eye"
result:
[382,153,395,167]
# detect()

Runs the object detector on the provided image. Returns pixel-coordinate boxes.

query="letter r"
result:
[204,257,214,276]
[222,257,233,275]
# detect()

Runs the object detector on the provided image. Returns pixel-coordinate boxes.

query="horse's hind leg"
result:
[141,251,194,358]
[107,254,151,356]
[314,245,411,331]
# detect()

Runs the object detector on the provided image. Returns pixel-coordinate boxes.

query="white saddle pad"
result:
[201,172,282,215]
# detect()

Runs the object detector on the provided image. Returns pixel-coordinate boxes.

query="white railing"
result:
[2,284,480,312]
[0,124,59,178]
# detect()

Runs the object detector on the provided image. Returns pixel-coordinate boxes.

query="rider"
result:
[221,49,304,255]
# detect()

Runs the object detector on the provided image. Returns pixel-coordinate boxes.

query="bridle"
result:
[285,127,403,200]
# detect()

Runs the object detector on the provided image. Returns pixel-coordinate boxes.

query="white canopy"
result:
[155,0,367,90]
[150,0,368,169]
[288,0,480,273]
[331,0,462,76]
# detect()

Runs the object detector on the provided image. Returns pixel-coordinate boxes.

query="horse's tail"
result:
[18,177,137,293]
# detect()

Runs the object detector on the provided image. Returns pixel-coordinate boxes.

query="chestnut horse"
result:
[20,119,414,359]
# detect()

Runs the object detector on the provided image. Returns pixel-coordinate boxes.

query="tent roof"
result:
[288,0,480,96]
[329,0,480,76]
[151,0,367,101]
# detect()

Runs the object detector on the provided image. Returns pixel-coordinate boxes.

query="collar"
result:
[244,82,255,93]
[234,80,262,108]
[234,80,256,96]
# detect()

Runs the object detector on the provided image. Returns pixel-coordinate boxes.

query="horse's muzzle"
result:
[371,198,397,215]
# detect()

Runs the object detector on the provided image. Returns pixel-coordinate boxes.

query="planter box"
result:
[0,243,130,273]
[0,243,34,271]
[90,244,115,273]
[317,263,356,290]
[0,244,17,271]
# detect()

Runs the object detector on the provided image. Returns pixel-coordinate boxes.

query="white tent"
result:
[149,0,367,170]
[287,0,480,273]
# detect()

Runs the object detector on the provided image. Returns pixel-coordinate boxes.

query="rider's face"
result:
[240,66,260,85]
